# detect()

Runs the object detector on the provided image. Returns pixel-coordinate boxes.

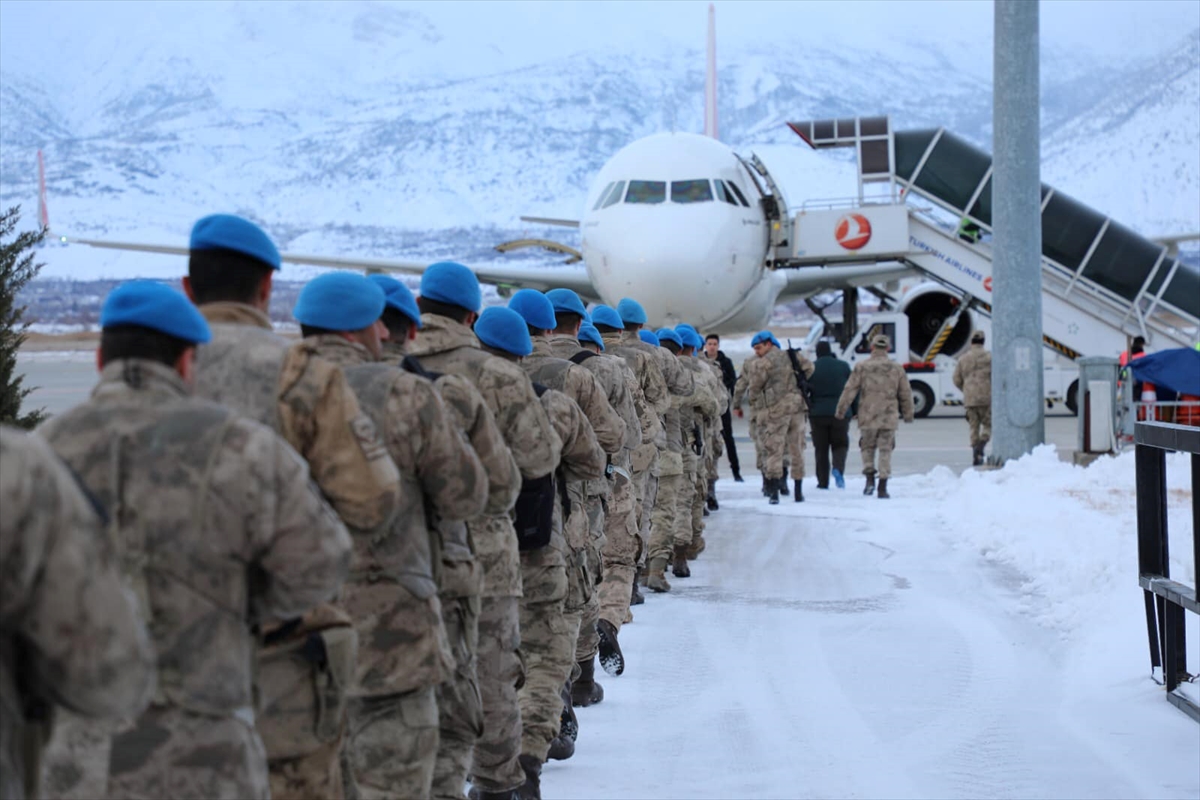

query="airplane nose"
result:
[586,214,749,327]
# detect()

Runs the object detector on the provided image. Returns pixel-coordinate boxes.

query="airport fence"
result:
[1135,420,1199,722]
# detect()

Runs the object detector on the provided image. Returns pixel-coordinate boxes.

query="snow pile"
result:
[901,444,1195,636]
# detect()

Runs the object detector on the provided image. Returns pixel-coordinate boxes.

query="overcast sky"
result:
[2,0,1197,79]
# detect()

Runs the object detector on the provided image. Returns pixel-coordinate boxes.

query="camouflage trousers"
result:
[469,596,525,794]
[674,451,698,550]
[860,428,897,479]
[42,706,269,800]
[690,457,707,541]
[748,412,764,472]
[342,688,439,800]
[598,473,639,632]
[518,557,575,761]
[759,408,807,479]
[638,470,659,566]
[648,455,683,564]
[268,727,345,800]
[966,405,992,447]
[575,496,606,662]
[431,594,482,800]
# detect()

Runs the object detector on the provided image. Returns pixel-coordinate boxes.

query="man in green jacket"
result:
[808,341,853,489]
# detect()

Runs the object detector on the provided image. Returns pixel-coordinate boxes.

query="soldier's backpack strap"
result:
[399,354,442,381]
[514,382,557,551]
[569,350,598,365]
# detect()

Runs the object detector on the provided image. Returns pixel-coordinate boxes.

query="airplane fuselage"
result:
[578,132,782,332]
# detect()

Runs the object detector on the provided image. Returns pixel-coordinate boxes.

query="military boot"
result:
[768,478,780,505]
[877,478,890,499]
[794,479,804,502]
[685,535,706,560]
[863,473,876,495]
[646,556,671,592]
[570,656,604,706]
[559,682,578,741]
[597,619,625,676]
[706,479,719,511]
[972,442,985,466]
[547,732,575,761]
[631,570,645,605]
[468,787,519,800]
[761,474,769,496]
[779,465,790,496]
[672,545,691,578]
[517,754,542,800]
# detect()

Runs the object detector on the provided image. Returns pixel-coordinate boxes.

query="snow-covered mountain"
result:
[0,2,1196,279]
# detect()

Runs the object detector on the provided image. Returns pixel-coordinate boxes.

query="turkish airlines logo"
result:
[835,213,872,250]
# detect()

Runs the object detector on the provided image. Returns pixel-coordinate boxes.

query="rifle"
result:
[785,340,815,407]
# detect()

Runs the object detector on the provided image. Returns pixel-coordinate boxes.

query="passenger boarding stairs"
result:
[758,116,1199,361]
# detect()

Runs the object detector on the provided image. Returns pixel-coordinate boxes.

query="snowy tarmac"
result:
[551,449,1198,800]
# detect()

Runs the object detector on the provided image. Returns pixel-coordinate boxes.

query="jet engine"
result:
[898,282,977,360]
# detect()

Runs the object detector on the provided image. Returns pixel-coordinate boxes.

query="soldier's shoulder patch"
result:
[350,414,389,462]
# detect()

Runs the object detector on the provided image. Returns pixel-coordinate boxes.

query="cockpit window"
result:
[714,180,739,206]
[625,180,666,204]
[670,180,713,204]
[725,181,751,207]
[593,182,615,210]
[601,180,626,209]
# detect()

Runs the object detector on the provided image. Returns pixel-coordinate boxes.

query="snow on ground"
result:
[547,446,1198,799]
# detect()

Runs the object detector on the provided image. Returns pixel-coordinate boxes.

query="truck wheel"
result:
[911,381,935,418]
[1066,381,1079,416]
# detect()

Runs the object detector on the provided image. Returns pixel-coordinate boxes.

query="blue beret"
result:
[294,272,386,331]
[770,334,782,349]
[578,323,605,350]
[189,214,281,270]
[508,288,558,331]
[751,330,772,346]
[101,280,211,344]
[638,329,659,346]
[590,305,625,330]
[545,288,589,319]
[474,307,533,357]
[420,262,481,313]
[616,298,648,325]
[676,327,703,349]
[676,323,698,336]
[655,327,682,347]
[368,274,422,329]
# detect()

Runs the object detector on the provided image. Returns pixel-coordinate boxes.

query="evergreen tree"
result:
[0,206,47,429]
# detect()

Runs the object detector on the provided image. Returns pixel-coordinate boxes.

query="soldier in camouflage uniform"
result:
[371,277,524,800]
[746,331,812,504]
[836,334,915,498]
[673,327,721,567]
[407,264,561,800]
[642,328,690,593]
[1,426,155,800]
[475,306,607,799]
[180,215,400,799]
[295,274,490,800]
[732,357,766,491]
[38,282,352,800]
[953,330,992,466]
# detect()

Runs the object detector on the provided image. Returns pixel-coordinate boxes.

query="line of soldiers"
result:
[733,330,915,500]
[1,214,734,800]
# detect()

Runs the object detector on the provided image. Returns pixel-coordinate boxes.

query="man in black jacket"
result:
[808,340,853,489]
[703,334,742,482]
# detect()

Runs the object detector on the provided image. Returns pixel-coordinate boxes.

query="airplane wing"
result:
[775,262,916,299]
[519,216,580,228]
[60,233,600,300]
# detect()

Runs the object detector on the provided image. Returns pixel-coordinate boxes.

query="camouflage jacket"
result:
[313,337,488,696]
[38,360,352,718]
[409,313,562,597]
[952,344,992,407]
[530,388,606,563]
[576,334,663,456]
[836,351,916,429]
[700,356,730,416]
[195,302,400,533]
[0,426,156,800]
[596,331,670,418]
[748,347,808,416]
[528,337,626,457]
[678,355,720,427]
[732,357,756,411]
[383,340,522,596]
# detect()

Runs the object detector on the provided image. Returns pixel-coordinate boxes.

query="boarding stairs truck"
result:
[743,116,1200,400]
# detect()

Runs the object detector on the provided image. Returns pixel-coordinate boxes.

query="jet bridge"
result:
[767,116,1199,360]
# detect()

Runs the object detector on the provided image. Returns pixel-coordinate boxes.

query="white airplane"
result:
[55,4,908,333]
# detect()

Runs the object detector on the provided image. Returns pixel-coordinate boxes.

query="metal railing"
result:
[1135,421,1200,722]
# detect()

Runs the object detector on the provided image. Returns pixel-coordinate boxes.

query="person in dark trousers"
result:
[703,333,742,481]
[808,340,853,489]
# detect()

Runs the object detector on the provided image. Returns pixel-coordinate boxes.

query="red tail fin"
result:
[37,149,49,231]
